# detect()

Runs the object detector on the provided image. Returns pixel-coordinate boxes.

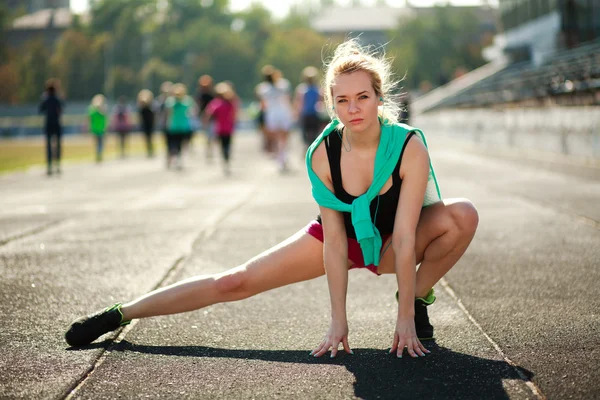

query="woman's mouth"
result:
[349,119,363,125]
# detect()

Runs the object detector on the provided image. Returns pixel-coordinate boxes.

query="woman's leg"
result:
[120,229,327,321]
[377,198,479,297]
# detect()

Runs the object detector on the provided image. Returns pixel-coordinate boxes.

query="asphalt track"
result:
[0,130,598,399]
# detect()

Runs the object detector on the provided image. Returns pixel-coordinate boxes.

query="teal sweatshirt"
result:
[305,119,441,266]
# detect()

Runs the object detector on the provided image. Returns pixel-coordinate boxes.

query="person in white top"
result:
[256,67,294,171]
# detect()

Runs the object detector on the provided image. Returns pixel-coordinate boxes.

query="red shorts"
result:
[304,220,391,276]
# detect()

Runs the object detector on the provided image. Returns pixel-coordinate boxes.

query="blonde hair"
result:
[137,89,154,106]
[91,94,106,111]
[323,39,400,125]
[160,81,173,95]
[172,83,187,99]
[214,82,235,101]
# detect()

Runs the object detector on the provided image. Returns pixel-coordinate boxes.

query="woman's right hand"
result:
[310,318,353,358]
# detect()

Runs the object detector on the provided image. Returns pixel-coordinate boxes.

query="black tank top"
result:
[316,130,415,239]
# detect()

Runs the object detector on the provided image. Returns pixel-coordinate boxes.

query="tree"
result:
[387,6,487,90]
[259,28,327,89]
[17,39,51,102]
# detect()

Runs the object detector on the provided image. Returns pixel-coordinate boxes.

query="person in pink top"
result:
[204,82,238,175]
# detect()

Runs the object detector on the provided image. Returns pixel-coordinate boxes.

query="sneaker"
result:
[396,288,436,340]
[65,303,130,347]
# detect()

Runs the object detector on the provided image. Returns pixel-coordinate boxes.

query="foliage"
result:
[1,1,490,104]
[387,6,487,90]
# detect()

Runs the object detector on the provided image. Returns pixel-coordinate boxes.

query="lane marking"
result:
[62,182,262,400]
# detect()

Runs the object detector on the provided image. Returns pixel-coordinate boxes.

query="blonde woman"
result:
[66,40,478,359]
[88,94,108,163]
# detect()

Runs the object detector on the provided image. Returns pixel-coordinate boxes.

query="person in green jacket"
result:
[65,40,478,360]
[88,94,108,163]
[165,83,196,170]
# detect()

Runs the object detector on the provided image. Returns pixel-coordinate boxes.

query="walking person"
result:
[254,65,276,154]
[295,65,323,151]
[195,75,216,161]
[204,82,238,176]
[111,96,132,158]
[256,67,294,172]
[65,39,478,359]
[137,89,155,158]
[88,94,108,163]
[39,78,64,176]
[165,83,195,170]
[157,81,173,168]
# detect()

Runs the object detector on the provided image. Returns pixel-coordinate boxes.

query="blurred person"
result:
[254,65,275,154]
[64,39,478,361]
[195,75,216,161]
[295,66,323,150]
[256,67,294,172]
[165,83,194,170]
[204,82,238,176]
[157,81,173,166]
[111,96,133,158]
[88,94,108,163]
[137,89,156,158]
[39,78,64,176]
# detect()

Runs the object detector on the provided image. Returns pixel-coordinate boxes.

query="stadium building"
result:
[414,0,600,159]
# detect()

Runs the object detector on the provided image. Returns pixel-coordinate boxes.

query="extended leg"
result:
[121,229,326,320]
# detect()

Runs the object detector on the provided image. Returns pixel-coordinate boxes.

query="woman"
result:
[65,40,478,359]
[88,94,108,163]
[256,66,294,171]
[111,96,132,158]
[204,82,238,175]
[165,83,195,170]
[137,89,155,158]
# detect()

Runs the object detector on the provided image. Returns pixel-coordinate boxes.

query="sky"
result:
[71,0,498,19]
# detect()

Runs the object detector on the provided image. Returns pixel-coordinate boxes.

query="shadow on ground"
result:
[102,340,531,399]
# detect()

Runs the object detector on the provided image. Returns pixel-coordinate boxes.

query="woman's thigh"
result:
[218,229,327,298]
[376,199,464,274]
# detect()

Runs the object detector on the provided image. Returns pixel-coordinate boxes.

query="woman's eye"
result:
[337,99,347,103]
[359,95,368,100]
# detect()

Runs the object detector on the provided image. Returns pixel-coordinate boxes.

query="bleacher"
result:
[433,39,600,109]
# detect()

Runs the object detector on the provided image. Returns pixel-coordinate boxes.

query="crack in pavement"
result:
[0,219,65,247]
[61,183,262,400]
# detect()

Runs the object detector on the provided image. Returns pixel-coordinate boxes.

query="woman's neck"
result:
[344,123,381,151]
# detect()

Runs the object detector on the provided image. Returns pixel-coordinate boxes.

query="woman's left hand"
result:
[390,317,430,358]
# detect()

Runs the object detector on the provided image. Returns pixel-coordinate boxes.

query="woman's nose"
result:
[348,100,359,113]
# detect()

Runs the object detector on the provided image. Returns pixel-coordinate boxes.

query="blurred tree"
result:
[0,4,8,62]
[51,30,92,100]
[0,64,20,104]
[388,6,486,90]
[108,65,138,99]
[140,58,180,95]
[17,39,51,102]
[259,28,327,89]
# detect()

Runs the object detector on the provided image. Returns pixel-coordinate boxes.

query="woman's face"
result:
[331,70,381,134]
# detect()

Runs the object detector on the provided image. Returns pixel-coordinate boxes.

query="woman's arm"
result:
[390,135,430,357]
[310,142,352,358]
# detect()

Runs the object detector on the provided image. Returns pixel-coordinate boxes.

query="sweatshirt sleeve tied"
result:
[306,118,441,267]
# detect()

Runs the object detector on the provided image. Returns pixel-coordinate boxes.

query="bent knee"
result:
[449,199,479,236]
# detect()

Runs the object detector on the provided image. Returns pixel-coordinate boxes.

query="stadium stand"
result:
[433,38,600,110]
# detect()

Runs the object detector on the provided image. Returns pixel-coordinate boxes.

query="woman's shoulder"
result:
[310,140,330,181]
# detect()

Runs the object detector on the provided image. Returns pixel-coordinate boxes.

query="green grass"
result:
[0,133,167,174]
